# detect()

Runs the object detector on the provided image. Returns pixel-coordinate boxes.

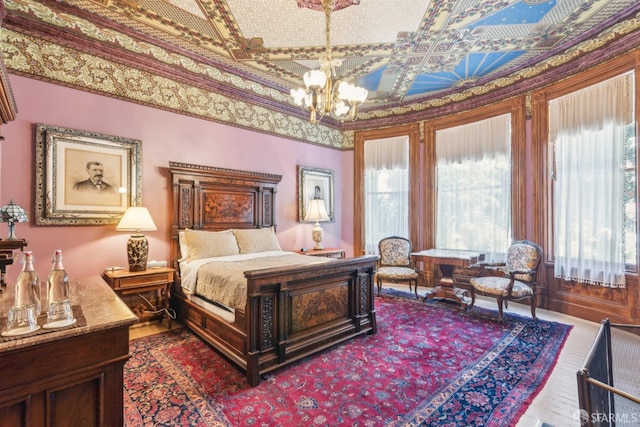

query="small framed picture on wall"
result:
[297,165,335,222]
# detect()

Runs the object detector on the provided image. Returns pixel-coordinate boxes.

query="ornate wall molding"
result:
[3,0,640,148]
[1,28,345,148]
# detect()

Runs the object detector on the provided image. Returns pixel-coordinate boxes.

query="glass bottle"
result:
[1,251,41,336]
[45,249,75,327]
[15,251,41,315]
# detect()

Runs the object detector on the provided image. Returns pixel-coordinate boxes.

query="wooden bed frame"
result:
[169,162,378,386]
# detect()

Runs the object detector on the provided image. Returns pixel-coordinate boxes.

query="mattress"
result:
[180,251,331,311]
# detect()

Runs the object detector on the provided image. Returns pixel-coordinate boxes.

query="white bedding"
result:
[180,251,330,311]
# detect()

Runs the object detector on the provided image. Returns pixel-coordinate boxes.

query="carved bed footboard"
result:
[244,256,378,385]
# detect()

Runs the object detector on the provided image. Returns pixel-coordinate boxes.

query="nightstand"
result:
[296,248,345,259]
[102,267,175,328]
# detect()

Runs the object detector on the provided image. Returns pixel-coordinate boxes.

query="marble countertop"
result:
[0,275,138,353]
[411,249,484,260]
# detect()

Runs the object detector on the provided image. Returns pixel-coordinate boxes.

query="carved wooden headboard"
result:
[169,161,282,265]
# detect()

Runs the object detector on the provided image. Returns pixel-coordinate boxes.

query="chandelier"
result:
[290,0,368,124]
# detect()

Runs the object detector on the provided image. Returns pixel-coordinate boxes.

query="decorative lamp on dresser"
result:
[0,275,138,426]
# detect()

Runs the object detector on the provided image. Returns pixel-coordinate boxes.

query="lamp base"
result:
[6,222,17,240]
[311,222,324,250]
[127,234,148,272]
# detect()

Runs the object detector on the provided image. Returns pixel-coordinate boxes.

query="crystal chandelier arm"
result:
[290,0,368,123]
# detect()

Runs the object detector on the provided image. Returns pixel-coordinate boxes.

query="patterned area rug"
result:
[124,291,572,426]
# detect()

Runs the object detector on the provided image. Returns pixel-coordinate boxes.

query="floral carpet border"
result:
[383,289,572,426]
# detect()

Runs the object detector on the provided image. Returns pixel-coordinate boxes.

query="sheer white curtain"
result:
[364,136,409,254]
[550,72,634,287]
[435,114,512,261]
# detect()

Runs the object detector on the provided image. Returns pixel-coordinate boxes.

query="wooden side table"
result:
[411,249,483,308]
[296,248,345,259]
[102,267,175,328]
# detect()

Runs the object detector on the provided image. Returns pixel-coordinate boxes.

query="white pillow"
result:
[178,230,188,261]
[232,227,282,254]
[183,229,240,261]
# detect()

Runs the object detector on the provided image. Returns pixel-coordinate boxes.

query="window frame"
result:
[423,97,527,250]
[533,65,639,276]
[354,124,420,256]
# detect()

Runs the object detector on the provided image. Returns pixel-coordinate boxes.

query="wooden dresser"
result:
[0,275,138,427]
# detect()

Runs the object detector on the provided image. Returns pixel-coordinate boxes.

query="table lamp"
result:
[304,198,330,250]
[0,199,29,240]
[116,207,157,271]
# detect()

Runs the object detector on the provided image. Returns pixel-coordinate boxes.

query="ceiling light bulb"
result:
[351,86,368,104]
[304,70,327,90]
[290,88,306,105]
[337,81,351,99]
[334,100,350,117]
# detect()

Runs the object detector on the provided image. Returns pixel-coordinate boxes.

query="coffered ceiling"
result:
[3,0,640,136]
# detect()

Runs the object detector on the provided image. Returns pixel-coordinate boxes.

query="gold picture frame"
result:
[35,124,142,225]
[297,165,335,223]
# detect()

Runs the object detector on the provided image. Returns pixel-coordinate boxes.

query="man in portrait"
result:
[72,161,117,193]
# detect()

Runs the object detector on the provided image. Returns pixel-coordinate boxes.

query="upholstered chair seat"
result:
[377,266,419,283]
[376,236,419,298]
[470,276,534,298]
[469,240,542,321]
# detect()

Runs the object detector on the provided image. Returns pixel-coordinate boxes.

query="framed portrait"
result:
[35,124,142,225]
[297,165,334,223]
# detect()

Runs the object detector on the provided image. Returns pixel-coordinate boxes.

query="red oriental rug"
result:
[123,291,571,426]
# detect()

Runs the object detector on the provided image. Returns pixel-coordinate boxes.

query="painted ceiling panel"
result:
[6,0,640,114]
[166,0,206,18]
[468,0,556,27]
[226,0,429,48]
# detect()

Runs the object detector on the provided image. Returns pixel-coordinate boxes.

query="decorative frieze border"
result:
[2,0,639,149]
[1,29,347,149]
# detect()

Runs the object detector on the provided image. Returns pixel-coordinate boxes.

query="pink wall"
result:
[0,75,352,283]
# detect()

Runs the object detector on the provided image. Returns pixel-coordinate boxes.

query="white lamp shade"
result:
[338,82,368,104]
[304,199,329,222]
[116,207,157,232]
[304,69,327,90]
[334,100,350,117]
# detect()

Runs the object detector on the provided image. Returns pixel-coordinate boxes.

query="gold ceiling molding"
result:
[6,0,293,105]
[0,29,345,148]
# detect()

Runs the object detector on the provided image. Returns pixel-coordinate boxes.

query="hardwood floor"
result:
[129,284,603,427]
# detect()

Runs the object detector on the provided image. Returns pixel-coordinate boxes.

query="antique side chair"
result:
[469,240,542,321]
[376,236,419,298]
